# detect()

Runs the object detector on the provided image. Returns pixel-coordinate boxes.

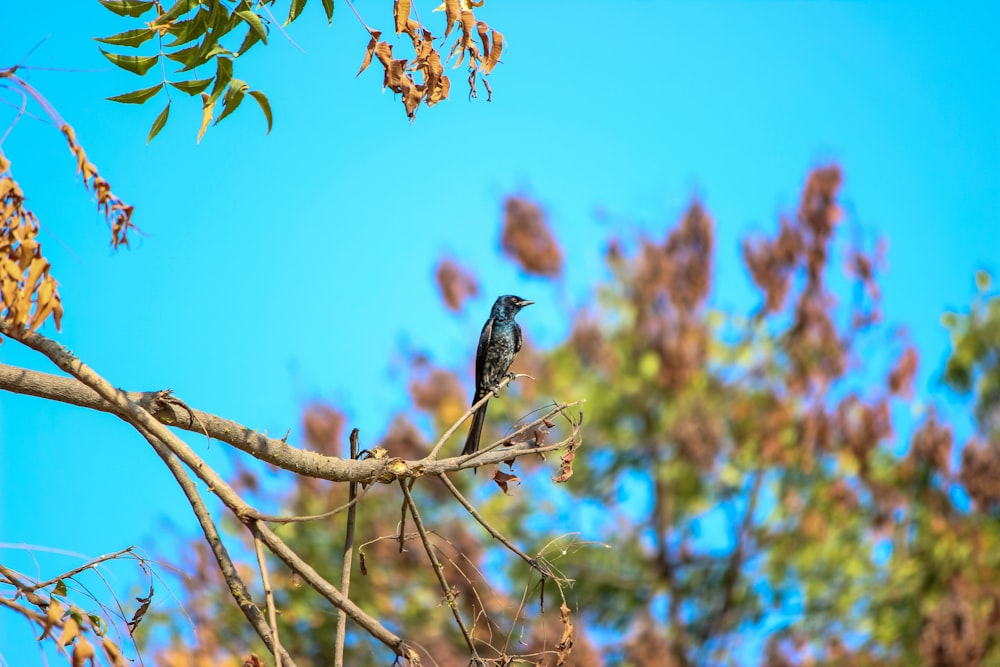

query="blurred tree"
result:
[149,166,1000,666]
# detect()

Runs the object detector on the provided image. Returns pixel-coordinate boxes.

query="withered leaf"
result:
[72,635,95,667]
[476,21,490,63]
[484,30,503,74]
[557,601,574,665]
[393,0,411,35]
[443,0,460,38]
[127,585,154,633]
[356,31,383,77]
[492,469,520,494]
[59,615,80,648]
[39,599,63,640]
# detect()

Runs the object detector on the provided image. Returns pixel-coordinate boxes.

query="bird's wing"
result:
[474,316,494,395]
[513,321,523,355]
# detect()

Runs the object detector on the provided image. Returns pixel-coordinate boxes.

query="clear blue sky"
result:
[2,1,998,663]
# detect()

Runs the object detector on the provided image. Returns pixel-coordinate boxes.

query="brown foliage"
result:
[918,592,997,667]
[889,346,919,397]
[909,409,953,474]
[501,196,564,277]
[301,403,345,456]
[61,125,136,249]
[435,258,479,311]
[409,365,467,427]
[355,1,504,119]
[0,155,63,334]
[743,218,803,314]
[959,438,1000,509]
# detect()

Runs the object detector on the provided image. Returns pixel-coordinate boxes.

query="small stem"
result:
[334,429,361,667]
[399,480,479,659]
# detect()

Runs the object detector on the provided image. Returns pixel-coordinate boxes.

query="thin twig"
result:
[426,374,521,460]
[258,482,375,524]
[399,480,479,660]
[252,528,282,667]
[437,474,555,580]
[260,3,306,53]
[343,0,377,36]
[24,547,136,593]
[334,429,361,667]
[135,423,298,666]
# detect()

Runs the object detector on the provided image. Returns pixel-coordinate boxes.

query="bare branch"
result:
[399,480,479,660]
[0,361,580,483]
[335,429,361,667]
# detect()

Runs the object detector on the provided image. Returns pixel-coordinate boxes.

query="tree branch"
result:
[0,360,579,482]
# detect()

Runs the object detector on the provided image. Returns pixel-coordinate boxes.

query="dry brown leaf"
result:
[357,30,383,76]
[102,637,128,667]
[492,470,520,495]
[60,125,135,248]
[38,598,63,640]
[59,615,80,648]
[476,21,491,63]
[393,0,411,35]
[556,601,574,665]
[484,30,503,74]
[72,635,96,667]
[443,0,460,37]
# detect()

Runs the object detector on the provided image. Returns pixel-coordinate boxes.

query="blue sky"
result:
[1,1,998,663]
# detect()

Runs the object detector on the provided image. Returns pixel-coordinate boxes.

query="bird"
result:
[462,295,534,461]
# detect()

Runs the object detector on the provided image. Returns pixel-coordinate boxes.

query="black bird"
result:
[462,295,534,459]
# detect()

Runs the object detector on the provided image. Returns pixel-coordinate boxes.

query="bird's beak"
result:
[518,299,535,307]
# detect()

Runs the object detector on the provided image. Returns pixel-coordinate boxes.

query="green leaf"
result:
[164,43,202,69]
[236,26,262,56]
[52,580,67,598]
[236,10,267,45]
[98,0,155,18]
[94,28,156,48]
[209,57,233,103]
[165,8,209,47]
[248,90,272,134]
[106,83,163,104]
[321,0,334,23]
[215,78,248,125]
[169,78,214,95]
[147,102,171,143]
[206,2,241,41]
[975,270,992,292]
[100,49,159,76]
[286,0,307,25]
[149,0,198,28]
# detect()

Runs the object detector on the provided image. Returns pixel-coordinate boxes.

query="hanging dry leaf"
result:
[476,21,491,63]
[484,30,503,74]
[72,635,96,667]
[556,601,575,665]
[59,616,80,648]
[393,0,411,35]
[357,31,383,76]
[492,469,520,494]
[1,156,64,334]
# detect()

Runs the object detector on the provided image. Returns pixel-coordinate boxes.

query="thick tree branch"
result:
[0,361,578,482]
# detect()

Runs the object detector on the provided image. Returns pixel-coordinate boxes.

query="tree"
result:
[3,3,999,666]
[2,3,574,666]
[138,171,1000,666]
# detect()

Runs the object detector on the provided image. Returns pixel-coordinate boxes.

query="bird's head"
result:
[492,294,534,318]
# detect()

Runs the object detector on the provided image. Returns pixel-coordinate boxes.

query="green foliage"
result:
[942,271,1000,433]
[96,0,287,141]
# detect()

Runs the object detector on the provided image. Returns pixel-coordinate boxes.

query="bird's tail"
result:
[462,399,489,458]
